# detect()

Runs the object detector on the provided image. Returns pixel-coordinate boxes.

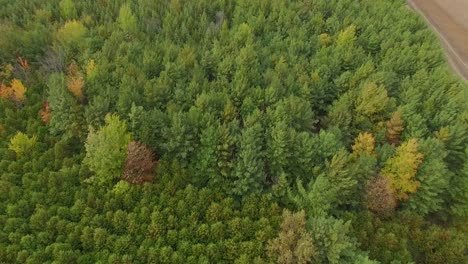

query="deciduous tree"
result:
[352,132,376,157]
[267,210,316,264]
[364,175,397,217]
[122,141,156,184]
[386,111,404,145]
[381,139,424,200]
[83,114,131,187]
[8,132,37,157]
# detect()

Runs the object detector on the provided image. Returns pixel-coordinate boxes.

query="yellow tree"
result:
[351,132,376,157]
[8,132,37,157]
[0,83,10,99]
[10,79,26,103]
[381,139,424,200]
[0,79,26,103]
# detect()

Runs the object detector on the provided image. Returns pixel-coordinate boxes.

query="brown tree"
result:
[386,111,404,145]
[267,210,316,264]
[122,141,157,184]
[365,175,397,217]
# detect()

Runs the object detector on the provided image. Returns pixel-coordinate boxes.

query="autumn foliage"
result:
[365,175,397,217]
[17,56,30,70]
[382,139,424,201]
[267,210,316,264]
[67,62,84,101]
[40,102,51,123]
[352,132,376,157]
[0,79,27,103]
[386,111,404,145]
[122,141,157,184]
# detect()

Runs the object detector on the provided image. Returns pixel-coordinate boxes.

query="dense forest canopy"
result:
[0,0,467,263]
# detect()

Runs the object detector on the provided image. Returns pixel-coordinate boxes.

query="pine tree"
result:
[118,3,138,33]
[47,73,84,137]
[402,138,450,216]
[449,148,468,217]
[232,121,265,195]
[194,125,220,187]
[59,0,77,20]
[267,121,292,183]
[217,121,239,182]
[356,82,389,119]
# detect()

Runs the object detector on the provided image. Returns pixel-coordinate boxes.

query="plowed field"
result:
[408,0,468,81]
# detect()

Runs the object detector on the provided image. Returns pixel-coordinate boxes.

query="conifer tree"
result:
[118,3,138,33]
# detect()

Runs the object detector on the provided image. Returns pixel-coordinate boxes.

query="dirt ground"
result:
[408,0,468,81]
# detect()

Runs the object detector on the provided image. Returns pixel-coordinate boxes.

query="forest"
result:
[0,0,467,263]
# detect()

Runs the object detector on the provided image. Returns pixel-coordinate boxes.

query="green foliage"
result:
[0,0,467,263]
[56,20,87,50]
[83,114,131,187]
[117,3,138,33]
[59,0,77,20]
[47,73,85,137]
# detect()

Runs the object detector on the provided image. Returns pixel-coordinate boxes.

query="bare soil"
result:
[408,0,468,81]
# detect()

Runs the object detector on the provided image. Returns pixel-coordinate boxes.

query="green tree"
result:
[59,0,77,20]
[56,20,87,51]
[83,114,131,187]
[232,113,265,195]
[118,3,138,33]
[47,73,84,137]
[355,82,389,122]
